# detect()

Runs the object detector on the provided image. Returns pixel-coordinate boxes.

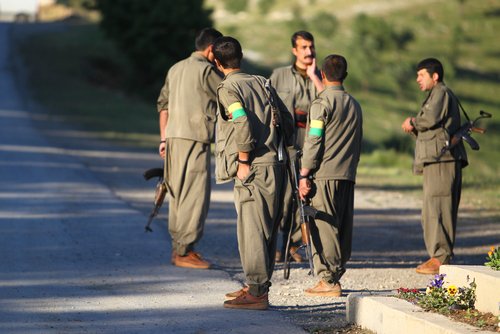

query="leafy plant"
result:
[396,274,476,314]
[418,274,476,313]
[484,246,500,270]
[396,288,421,303]
[96,0,213,91]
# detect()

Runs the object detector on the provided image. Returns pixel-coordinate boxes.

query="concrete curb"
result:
[440,265,500,316]
[346,293,497,334]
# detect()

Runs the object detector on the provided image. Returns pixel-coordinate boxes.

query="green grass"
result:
[13,24,158,148]
[12,0,500,209]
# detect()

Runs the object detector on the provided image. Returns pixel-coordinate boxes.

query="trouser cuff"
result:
[173,242,193,256]
[248,282,271,297]
[322,266,346,284]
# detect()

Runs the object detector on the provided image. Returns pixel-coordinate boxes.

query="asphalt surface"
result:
[1,21,498,334]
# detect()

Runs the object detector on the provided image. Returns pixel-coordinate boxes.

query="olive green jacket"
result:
[301,85,363,182]
[215,70,294,183]
[413,82,468,173]
[157,52,222,143]
[269,65,321,148]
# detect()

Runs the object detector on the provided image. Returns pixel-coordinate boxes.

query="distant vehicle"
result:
[0,0,39,22]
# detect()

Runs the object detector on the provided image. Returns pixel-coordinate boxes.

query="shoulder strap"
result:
[252,76,281,124]
[446,87,471,123]
[255,76,286,161]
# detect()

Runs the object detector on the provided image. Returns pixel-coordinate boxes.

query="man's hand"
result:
[401,117,415,133]
[306,58,317,79]
[306,58,324,92]
[237,163,251,181]
[298,177,312,200]
[159,142,166,159]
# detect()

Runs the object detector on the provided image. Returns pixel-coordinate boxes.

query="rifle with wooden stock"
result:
[283,151,317,279]
[436,110,492,161]
[142,167,167,232]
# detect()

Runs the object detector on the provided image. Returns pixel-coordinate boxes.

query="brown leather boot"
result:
[224,285,249,300]
[416,258,441,275]
[304,280,342,297]
[174,251,211,269]
[223,291,268,310]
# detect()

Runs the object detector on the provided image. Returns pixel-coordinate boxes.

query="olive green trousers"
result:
[309,179,354,282]
[166,138,210,256]
[422,161,462,264]
[234,164,285,296]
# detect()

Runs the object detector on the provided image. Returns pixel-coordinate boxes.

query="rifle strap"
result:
[457,98,471,123]
[255,76,286,162]
[260,77,281,127]
[446,87,471,123]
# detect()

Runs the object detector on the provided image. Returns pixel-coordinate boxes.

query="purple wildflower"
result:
[429,274,445,288]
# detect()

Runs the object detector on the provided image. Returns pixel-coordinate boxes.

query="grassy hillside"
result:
[12,0,499,208]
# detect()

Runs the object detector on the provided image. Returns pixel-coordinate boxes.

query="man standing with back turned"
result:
[298,55,362,297]
[157,27,223,269]
[270,31,324,262]
[402,58,468,275]
[213,36,294,310]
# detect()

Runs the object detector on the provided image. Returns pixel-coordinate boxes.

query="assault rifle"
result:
[283,151,317,279]
[436,110,492,161]
[143,167,167,232]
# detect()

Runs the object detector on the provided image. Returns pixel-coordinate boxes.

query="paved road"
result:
[0,22,307,334]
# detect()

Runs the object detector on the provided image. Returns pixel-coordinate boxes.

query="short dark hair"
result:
[195,27,223,51]
[291,30,314,48]
[322,54,348,82]
[212,36,242,69]
[417,58,444,82]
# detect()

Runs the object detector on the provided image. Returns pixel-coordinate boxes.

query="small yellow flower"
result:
[426,287,432,295]
[447,285,458,296]
[490,246,496,252]
[489,251,493,257]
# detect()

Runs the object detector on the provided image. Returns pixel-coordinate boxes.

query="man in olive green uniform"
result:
[269,31,324,262]
[298,55,362,297]
[157,28,222,269]
[402,58,467,275]
[212,36,294,310]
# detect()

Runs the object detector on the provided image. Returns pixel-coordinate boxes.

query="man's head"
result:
[195,28,223,51]
[416,58,443,91]
[195,28,223,62]
[291,31,316,69]
[321,54,348,83]
[212,36,243,70]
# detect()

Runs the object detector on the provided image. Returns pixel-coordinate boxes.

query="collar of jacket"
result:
[324,84,345,92]
[223,69,243,79]
[191,52,209,62]
[423,81,445,104]
[428,81,445,95]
